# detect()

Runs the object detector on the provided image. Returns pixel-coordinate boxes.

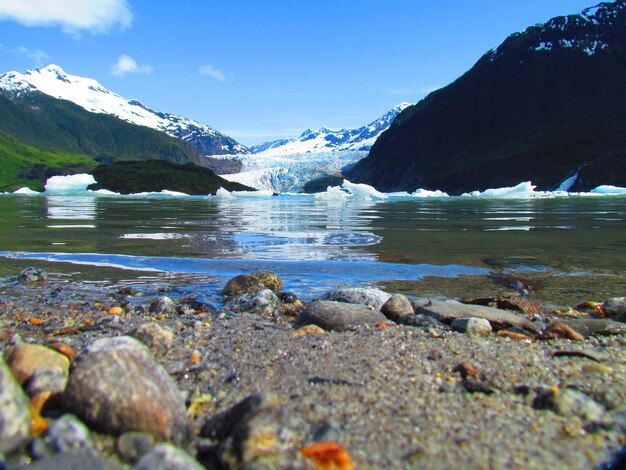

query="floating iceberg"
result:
[462,182,542,199]
[590,185,626,195]
[12,187,40,195]
[44,174,96,194]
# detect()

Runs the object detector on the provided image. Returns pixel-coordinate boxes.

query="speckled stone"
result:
[451,317,493,335]
[148,296,176,315]
[381,294,415,322]
[224,289,282,316]
[223,275,265,297]
[294,300,387,332]
[320,288,392,311]
[0,357,30,455]
[62,336,191,446]
[250,271,284,293]
[132,323,174,356]
[134,443,203,470]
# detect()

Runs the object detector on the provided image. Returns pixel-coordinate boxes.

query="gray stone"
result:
[561,318,626,337]
[223,274,265,297]
[413,299,539,333]
[148,296,176,315]
[381,294,414,322]
[131,323,174,356]
[533,388,605,422]
[48,414,92,453]
[19,267,47,283]
[603,297,626,317]
[117,432,155,463]
[134,443,203,470]
[294,300,387,332]
[62,336,191,446]
[320,287,392,311]
[224,289,282,316]
[0,357,30,455]
[451,317,493,335]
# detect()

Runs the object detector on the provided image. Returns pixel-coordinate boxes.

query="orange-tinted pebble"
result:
[300,442,354,470]
[48,342,78,360]
[190,350,201,364]
[109,306,124,316]
[496,330,533,341]
[29,391,51,436]
[374,322,393,328]
[29,318,44,326]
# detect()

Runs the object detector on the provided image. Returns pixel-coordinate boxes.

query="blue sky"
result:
[0,0,603,146]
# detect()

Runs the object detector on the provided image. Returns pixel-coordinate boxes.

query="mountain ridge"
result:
[0,64,248,156]
[347,0,626,193]
[249,103,410,156]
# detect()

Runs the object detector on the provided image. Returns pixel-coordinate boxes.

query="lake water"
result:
[1,192,625,301]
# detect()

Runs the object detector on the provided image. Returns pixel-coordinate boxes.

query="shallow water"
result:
[0,194,625,296]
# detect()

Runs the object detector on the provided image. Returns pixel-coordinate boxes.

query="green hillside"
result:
[0,90,202,191]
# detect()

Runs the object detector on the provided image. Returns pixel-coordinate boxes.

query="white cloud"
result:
[110,54,153,76]
[0,0,132,36]
[198,64,226,82]
[13,46,51,66]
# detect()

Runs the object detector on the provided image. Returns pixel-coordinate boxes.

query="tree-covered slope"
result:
[347,1,626,193]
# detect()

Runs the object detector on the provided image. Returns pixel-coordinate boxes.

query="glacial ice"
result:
[44,174,96,194]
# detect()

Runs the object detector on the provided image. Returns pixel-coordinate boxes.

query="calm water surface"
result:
[0,194,624,296]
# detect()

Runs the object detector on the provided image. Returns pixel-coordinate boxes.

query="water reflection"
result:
[46,197,96,229]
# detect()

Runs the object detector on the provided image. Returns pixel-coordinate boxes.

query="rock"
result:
[381,294,414,322]
[539,320,585,342]
[294,301,388,332]
[0,357,30,455]
[224,289,282,316]
[131,323,174,356]
[117,432,155,463]
[451,317,493,335]
[62,336,191,446]
[200,393,300,469]
[134,443,203,470]
[412,299,539,333]
[19,267,47,283]
[148,296,176,315]
[250,271,283,293]
[461,296,541,315]
[48,414,92,453]
[223,274,265,297]
[603,297,626,317]
[533,388,605,422]
[320,288,392,311]
[398,314,449,331]
[24,449,122,470]
[452,361,478,380]
[293,324,327,337]
[5,343,70,396]
[561,319,626,337]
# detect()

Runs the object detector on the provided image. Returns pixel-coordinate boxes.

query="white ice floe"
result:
[462,182,542,199]
[44,174,96,194]
[12,187,40,195]
[590,185,626,195]
[341,180,388,200]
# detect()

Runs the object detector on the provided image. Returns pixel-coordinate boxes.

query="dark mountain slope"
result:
[347,1,626,193]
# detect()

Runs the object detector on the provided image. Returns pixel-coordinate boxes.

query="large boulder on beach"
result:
[61,336,191,446]
[320,288,392,311]
[0,357,30,455]
[412,299,539,333]
[294,300,387,331]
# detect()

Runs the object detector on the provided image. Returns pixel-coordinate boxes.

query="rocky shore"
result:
[1,267,625,469]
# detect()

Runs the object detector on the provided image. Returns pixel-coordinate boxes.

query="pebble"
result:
[250,271,283,293]
[116,432,155,463]
[540,320,585,341]
[381,294,414,322]
[561,318,626,337]
[18,267,47,284]
[223,274,265,297]
[148,296,176,315]
[200,392,300,469]
[131,323,174,356]
[0,357,30,455]
[413,299,539,333]
[533,387,606,422]
[5,343,70,396]
[602,297,626,317]
[293,324,327,337]
[223,289,282,316]
[61,336,191,446]
[134,443,204,470]
[451,317,493,335]
[294,301,388,332]
[48,414,93,453]
[320,288,392,311]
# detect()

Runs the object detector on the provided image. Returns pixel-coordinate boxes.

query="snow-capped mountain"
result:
[347,1,626,193]
[250,103,411,156]
[0,65,248,155]
[209,103,412,193]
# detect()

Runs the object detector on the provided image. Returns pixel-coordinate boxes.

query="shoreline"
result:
[1,266,625,469]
